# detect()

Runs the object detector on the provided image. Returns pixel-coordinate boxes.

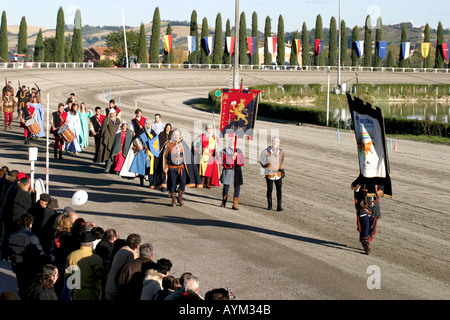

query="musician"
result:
[2,88,16,130]
[89,107,106,149]
[352,177,385,255]
[31,96,45,139]
[16,85,30,119]
[260,137,285,211]
[19,98,36,145]
[63,103,82,154]
[105,100,121,120]
[193,124,220,189]
[50,103,68,159]
[130,108,146,138]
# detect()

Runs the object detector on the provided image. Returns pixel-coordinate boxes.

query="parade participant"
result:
[89,106,106,149]
[19,98,36,145]
[63,98,73,112]
[130,108,146,137]
[2,88,16,130]
[130,120,157,187]
[30,87,41,104]
[16,85,30,118]
[105,99,121,120]
[220,138,245,210]
[163,129,202,207]
[50,103,68,160]
[151,113,165,135]
[352,177,385,255]
[260,137,285,211]
[155,123,172,192]
[94,108,120,165]
[78,102,93,149]
[31,96,45,139]
[193,123,220,189]
[64,103,82,154]
[105,121,132,174]
[2,81,14,98]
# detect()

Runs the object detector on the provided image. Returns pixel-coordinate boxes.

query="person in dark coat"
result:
[154,123,172,192]
[105,121,132,174]
[93,108,120,164]
[26,264,59,300]
[220,138,245,210]
[12,176,35,224]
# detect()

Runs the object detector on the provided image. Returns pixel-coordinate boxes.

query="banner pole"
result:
[46,92,50,193]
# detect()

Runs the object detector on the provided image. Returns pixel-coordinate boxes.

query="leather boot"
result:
[277,197,283,211]
[362,241,371,255]
[267,197,273,210]
[54,148,58,159]
[220,195,228,208]
[59,149,63,159]
[177,190,184,206]
[232,197,239,210]
[170,193,177,207]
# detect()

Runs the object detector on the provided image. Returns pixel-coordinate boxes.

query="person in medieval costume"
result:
[19,98,36,145]
[89,106,106,150]
[105,121,133,174]
[93,108,120,165]
[154,123,172,192]
[192,124,220,189]
[30,96,45,139]
[260,137,285,211]
[64,103,82,154]
[50,103,68,159]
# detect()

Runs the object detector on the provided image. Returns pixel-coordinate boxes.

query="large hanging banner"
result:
[203,36,213,56]
[377,41,387,59]
[267,37,277,55]
[294,39,301,55]
[442,43,449,60]
[187,36,196,53]
[219,89,261,138]
[355,41,364,58]
[421,42,431,59]
[164,35,173,53]
[226,37,235,55]
[401,42,411,59]
[346,93,392,197]
[315,39,323,55]
[247,37,257,57]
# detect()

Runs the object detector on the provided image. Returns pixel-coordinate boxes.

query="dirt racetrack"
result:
[0,68,448,300]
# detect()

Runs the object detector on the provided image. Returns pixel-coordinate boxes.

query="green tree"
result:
[340,20,348,66]
[189,10,199,64]
[373,17,383,68]
[0,11,7,61]
[424,23,433,68]
[351,26,360,66]
[223,19,231,64]
[34,29,44,62]
[18,17,27,57]
[387,49,395,67]
[399,23,409,68]
[163,22,174,64]
[290,31,299,66]
[276,15,285,66]
[137,23,147,63]
[71,9,83,62]
[239,12,247,65]
[44,37,55,62]
[65,35,72,62]
[264,16,272,65]
[328,17,337,66]
[314,15,324,66]
[54,7,65,62]
[435,21,445,68]
[364,15,372,67]
[302,22,310,67]
[149,7,161,63]
[105,30,139,66]
[213,13,223,65]
[200,17,210,64]
[251,11,259,66]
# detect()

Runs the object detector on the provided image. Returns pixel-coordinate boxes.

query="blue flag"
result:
[355,41,364,58]
[378,41,387,59]
[148,135,160,157]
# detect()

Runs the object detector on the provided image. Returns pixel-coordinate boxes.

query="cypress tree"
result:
[239,12,247,65]
[54,7,65,62]
[340,20,348,66]
[137,23,147,63]
[290,30,299,66]
[314,15,324,66]
[264,16,272,65]
[373,17,383,68]
[65,35,72,62]
[34,29,44,62]
[18,17,27,57]
[387,50,395,67]
[276,15,285,66]
[212,13,223,65]
[200,17,210,64]
[0,11,7,62]
[163,22,174,64]
[251,11,259,66]
[223,19,231,64]
[189,10,199,64]
[424,23,433,68]
[328,17,337,66]
[399,23,409,68]
[149,7,161,63]
[71,9,83,62]
[351,26,360,66]
[302,22,310,67]
[364,15,372,67]
[435,21,444,68]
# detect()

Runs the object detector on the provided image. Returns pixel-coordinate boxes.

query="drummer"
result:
[19,98,36,145]
[50,103,68,159]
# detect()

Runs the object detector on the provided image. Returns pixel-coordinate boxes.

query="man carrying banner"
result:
[193,123,220,189]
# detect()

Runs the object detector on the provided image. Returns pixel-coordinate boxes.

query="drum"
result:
[58,124,75,144]
[25,118,41,135]
[133,138,144,152]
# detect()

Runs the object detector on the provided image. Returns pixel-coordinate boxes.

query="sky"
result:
[4,0,450,32]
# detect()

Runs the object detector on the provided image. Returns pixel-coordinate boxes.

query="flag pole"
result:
[122,10,129,68]
[233,0,240,89]
[46,92,50,193]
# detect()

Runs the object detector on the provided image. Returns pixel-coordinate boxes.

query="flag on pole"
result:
[401,42,411,59]
[355,41,364,58]
[164,35,173,53]
[421,42,431,59]
[267,37,277,55]
[294,39,301,55]
[442,43,449,60]
[247,37,257,56]
[226,37,235,55]
[203,36,213,55]
[377,41,387,59]
[187,36,196,53]
[315,39,323,55]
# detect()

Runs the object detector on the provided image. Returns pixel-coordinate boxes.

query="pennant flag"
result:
[267,37,277,55]
[315,39,324,55]
[164,35,173,53]
[401,42,411,59]
[355,41,364,58]
[442,43,449,60]
[346,93,392,197]
[187,36,196,53]
[377,41,387,59]
[148,134,160,157]
[421,42,431,59]
[247,37,257,56]
[220,88,261,138]
[226,37,235,55]
[203,36,213,55]
[294,39,301,55]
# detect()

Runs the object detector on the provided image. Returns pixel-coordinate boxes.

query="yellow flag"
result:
[421,42,431,59]
[164,35,172,53]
